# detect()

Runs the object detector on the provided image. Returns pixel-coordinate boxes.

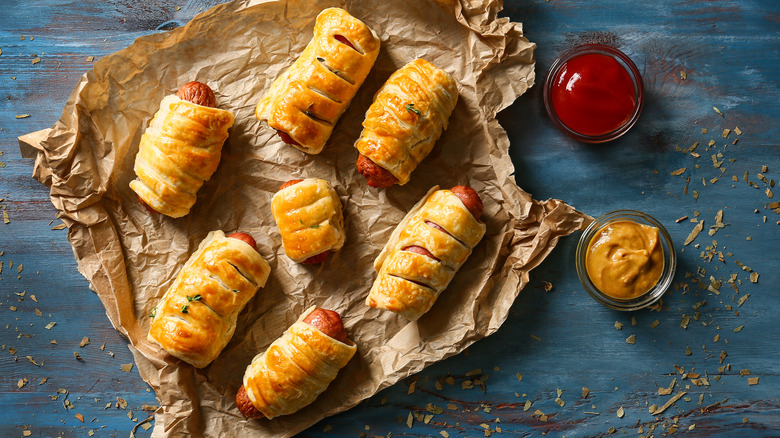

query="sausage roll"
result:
[130,81,235,218]
[366,186,486,320]
[236,307,356,419]
[271,178,345,263]
[256,7,381,155]
[147,231,271,368]
[355,59,458,187]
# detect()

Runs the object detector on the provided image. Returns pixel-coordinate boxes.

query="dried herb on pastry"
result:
[355,59,458,187]
[147,231,270,368]
[271,178,345,264]
[256,7,381,154]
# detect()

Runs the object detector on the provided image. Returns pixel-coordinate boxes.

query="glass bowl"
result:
[543,44,645,143]
[575,210,676,311]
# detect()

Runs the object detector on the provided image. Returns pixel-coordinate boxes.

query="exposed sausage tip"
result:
[177,81,216,108]
[236,385,263,419]
[226,232,258,251]
[302,308,348,343]
[278,179,304,191]
[450,185,483,220]
[356,154,397,188]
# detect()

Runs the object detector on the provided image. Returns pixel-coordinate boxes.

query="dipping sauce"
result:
[585,221,664,300]
[551,53,637,136]
[544,44,644,143]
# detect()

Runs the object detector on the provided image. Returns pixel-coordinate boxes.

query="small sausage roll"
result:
[355,59,458,187]
[237,306,356,419]
[366,186,486,320]
[271,178,345,263]
[147,231,271,368]
[130,81,235,218]
[256,7,381,154]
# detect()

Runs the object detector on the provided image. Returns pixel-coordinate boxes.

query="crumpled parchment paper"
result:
[19,0,591,436]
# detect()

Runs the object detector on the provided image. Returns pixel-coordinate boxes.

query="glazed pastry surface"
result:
[271,178,345,263]
[355,59,458,185]
[256,7,381,154]
[130,95,234,218]
[147,231,271,368]
[366,187,486,320]
[242,307,357,419]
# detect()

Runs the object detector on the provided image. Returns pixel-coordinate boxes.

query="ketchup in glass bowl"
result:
[543,44,644,143]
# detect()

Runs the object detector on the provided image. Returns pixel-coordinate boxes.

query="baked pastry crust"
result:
[366,187,486,320]
[242,306,357,419]
[256,7,380,154]
[355,59,458,185]
[130,95,234,218]
[271,178,345,262]
[147,231,271,368]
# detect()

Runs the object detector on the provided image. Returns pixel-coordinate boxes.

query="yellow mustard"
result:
[585,221,664,300]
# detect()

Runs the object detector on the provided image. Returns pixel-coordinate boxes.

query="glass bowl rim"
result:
[543,43,645,144]
[575,209,677,311]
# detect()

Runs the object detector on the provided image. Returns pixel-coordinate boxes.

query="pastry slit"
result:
[402,246,440,262]
[333,34,363,55]
[301,108,333,126]
[207,273,239,298]
[388,273,437,292]
[226,261,258,288]
[189,299,222,318]
[307,85,343,104]
[424,220,469,248]
[315,58,356,85]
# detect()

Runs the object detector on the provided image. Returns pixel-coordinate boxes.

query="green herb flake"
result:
[405,103,421,115]
[181,304,190,314]
[148,308,156,318]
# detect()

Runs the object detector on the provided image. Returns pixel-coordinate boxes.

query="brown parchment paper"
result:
[19,0,592,436]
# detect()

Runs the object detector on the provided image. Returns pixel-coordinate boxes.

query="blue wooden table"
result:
[2,1,779,437]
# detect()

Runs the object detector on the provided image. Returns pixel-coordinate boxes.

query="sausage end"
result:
[450,185,483,220]
[302,308,348,343]
[236,385,263,419]
[226,232,258,252]
[278,179,304,191]
[356,154,396,188]
[177,81,216,107]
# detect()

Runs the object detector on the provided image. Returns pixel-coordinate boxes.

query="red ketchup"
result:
[549,51,638,138]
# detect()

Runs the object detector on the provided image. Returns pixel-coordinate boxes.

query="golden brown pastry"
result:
[271,178,345,263]
[236,307,356,419]
[256,7,381,155]
[147,231,271,368]
[130,81,235,218]
[355,59,458,187]
[366,186,486,320]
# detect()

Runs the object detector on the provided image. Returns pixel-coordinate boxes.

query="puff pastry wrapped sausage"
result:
[256,7,381,154]
[236,307,356,419]
[271,178,345,263]
[366,186,486,320]
[355,59,458,187]
[147,231,271,368]
[130,81,235,218]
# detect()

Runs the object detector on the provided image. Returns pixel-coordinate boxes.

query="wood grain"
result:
[2,0,779,437]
